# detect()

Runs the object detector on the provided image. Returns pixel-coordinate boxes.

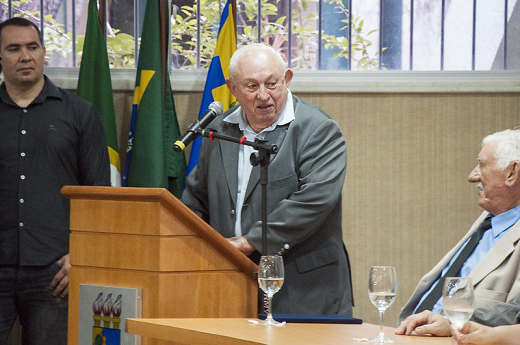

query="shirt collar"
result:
[490,203,520,238]
[34,75,62,104]
[0,75,61,106]
[0,82,10,104]
[224,90,294,135]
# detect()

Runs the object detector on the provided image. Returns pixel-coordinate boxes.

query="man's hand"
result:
[227,236,256,256]
[50,253,71,298]
[452,322,512,345]
[395,310,452,336]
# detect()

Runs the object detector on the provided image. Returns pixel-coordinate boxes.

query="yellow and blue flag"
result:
[186,0,237,175]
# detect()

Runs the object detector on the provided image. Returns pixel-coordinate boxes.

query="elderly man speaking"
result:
[181,43,353,316]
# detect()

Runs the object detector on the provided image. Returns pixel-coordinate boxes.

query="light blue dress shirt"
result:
[414,204,520,314]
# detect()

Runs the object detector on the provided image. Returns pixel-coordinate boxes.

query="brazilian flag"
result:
[123,0,186,198]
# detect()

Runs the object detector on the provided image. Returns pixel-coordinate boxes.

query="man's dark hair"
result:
[0,18,43,75]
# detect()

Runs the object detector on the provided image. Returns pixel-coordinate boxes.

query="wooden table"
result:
[126,318,454,345]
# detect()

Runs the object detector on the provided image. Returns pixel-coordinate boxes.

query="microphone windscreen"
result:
[209,101,224,116]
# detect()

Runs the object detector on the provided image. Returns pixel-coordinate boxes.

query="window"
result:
[1,0,518,71]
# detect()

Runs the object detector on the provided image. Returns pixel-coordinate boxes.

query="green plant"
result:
[322,0,385,70]
[76,29,136,68]
[1,0,383,70]
[171,0,220,69]
[171,0,383,70]
[0,0,135,68]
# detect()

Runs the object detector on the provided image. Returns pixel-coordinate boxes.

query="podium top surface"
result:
[62,185,171,201]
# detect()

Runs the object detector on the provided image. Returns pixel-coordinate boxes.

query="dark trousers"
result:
[0,263,68,345]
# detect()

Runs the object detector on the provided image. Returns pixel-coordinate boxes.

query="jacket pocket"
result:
[269,172,298,190]
[295,244,339,274]
[475,288,508,308]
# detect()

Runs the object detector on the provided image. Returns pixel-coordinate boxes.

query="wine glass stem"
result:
[266,294,274,321]
[378,309,385,338]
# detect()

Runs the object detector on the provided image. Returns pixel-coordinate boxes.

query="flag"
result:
[123,0,186,198]
[186,0,237,175]
[77,0,121,186]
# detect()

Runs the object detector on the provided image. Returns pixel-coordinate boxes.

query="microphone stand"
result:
[197,128,278,255]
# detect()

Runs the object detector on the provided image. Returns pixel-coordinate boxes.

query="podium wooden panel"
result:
[62,186,258,345]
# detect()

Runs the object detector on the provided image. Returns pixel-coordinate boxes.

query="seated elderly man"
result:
[396,128,520,337]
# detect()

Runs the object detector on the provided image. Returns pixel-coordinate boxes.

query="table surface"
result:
[126,318,454,345]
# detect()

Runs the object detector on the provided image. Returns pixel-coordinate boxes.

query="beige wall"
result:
[111,89,519,326]
[306,92,518,325]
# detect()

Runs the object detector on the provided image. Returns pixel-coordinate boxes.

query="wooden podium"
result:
[62,186,258,345]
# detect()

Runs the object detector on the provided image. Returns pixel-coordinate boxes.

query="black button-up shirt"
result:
[0,76,110,266]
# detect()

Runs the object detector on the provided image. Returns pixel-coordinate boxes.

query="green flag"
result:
[77,0,121,186]
[122,0,186,198]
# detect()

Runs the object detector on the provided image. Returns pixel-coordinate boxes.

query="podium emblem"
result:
[79,284,142,345]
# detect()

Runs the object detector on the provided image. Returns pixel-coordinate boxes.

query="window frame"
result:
[31,68,520,93]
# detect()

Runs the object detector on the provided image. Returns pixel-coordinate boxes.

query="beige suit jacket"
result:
[399,211,520,322]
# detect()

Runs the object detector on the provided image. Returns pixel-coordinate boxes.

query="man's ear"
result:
[505,161,520,187]
[226,78,236,97]
[284,69,293,87]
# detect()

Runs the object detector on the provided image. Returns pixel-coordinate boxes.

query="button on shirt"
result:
[224,91,295,237]
[0,76,110,266]
[415,204,520,314]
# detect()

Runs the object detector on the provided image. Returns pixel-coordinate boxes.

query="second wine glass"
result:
[368,266,397,343]
[442,277,475,329]
[252,255,285,326]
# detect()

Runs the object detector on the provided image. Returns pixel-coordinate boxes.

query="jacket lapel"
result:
[469,220,520,285]
[219,125,241,207]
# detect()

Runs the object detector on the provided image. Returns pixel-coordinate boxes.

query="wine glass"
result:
[249,255,285,326]
[368,266,397,343]
[442,277,475,329]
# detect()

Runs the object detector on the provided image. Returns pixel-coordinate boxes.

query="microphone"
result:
[173,101,224,152]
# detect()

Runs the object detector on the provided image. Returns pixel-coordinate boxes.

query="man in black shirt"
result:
[0,18,110,344]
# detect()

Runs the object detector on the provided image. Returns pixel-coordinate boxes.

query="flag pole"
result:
[159,0,170,97]
[99,0,106,36]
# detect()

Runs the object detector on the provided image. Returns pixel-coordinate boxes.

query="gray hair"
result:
[229,43,287,80]
[482,128,520,170]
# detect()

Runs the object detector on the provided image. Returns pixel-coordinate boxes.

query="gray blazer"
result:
[399,211,520,322]
[182,95,353,316]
